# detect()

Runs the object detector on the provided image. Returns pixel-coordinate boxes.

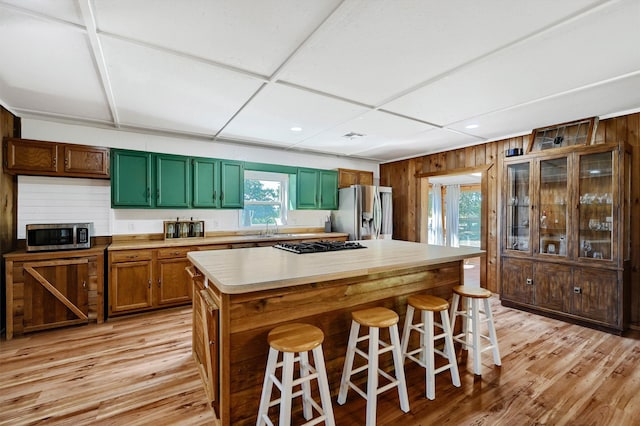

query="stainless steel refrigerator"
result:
[332,185,393,240]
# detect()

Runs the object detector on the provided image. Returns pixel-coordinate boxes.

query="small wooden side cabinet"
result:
[337,168,374,188]
[4,245,106,340]
[3,137,110,178]
[187,265,219,413]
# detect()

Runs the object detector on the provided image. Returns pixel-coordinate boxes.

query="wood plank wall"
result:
[1,106,20,334]
[380,112,640,326]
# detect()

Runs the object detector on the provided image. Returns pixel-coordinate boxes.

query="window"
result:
[240,171,288,227]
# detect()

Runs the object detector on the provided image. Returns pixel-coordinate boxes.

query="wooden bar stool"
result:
[257,323,335,426]
[337,307,409,426]
[449,285,501,375]
[400,294,460,399]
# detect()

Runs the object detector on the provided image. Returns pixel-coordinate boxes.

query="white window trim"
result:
[240,171,289,228]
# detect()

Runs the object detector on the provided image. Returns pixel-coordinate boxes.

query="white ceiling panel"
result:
[219,83,368,146]
[385,0,640,126]
[93,0,343,76]
[355,128,479,162]
[278,0,606,106]
[0,0,83,25]
[447,72,640,140]
[101,35,263,134]
[0,0,638,162]
[0,7,110,120]
[294,110,435,156]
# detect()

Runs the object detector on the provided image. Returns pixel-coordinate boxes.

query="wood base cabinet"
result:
[4,246,106,340]
[502,258,621,332]
[108,247,192,316]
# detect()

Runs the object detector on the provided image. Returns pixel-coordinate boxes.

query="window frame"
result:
[240,170,289,228]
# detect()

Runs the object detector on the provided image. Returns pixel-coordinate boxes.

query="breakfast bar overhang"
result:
[187,239,484,425]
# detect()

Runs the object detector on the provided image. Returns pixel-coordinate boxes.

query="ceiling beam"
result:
[77,0,120,127]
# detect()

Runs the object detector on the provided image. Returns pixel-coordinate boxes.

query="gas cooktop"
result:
[273,240,366,254]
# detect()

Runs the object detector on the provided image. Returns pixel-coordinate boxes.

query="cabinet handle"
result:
[158,278,161,288]
[148,279,152,289]
[157,189,160,200]
[146,187,150,200]
[574,287,582,294]
[126,255,138,259]
[82,280,87,289]
[221,191,224,201]
[64,157,69,167]
[213,190,217,201]
[526,278,533,285]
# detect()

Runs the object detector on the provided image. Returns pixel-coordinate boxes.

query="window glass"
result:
[240,171,288,227]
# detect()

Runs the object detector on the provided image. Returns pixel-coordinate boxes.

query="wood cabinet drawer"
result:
[110,250,153,263]
[197,244,232,251]
[157,246,193,259]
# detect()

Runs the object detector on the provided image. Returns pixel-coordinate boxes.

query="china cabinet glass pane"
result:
[531,118,594,151]
[578,152,613,260]
[506,163,530,252]
[539,158,568,256]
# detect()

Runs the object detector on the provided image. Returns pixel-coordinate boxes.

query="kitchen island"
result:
[187,239,483,425]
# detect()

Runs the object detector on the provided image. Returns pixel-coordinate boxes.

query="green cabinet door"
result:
[296,168,320,209]
[319,170,338,209]
[220,160,244,209]
[192,158,220,208]
[111,150,153,207]
[156,154,190,208]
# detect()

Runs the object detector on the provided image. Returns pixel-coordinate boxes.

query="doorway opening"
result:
[419,169,488,288]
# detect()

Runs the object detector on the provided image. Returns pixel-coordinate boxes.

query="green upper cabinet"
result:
[192,158,244,209]
[156,154,190,208]
[296,168,320,209]
[319,170,338,209]
[192,158,220,208]
[111,150,153,207]
[295,168,338,210]
[220,160,244,209]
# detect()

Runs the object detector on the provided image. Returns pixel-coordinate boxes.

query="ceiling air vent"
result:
[343,132,365,140]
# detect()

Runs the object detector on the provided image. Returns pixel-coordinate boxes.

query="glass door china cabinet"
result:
[501,120,631,334]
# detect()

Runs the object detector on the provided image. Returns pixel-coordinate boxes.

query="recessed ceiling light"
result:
[465,124,479,129]
[471,172,482,177]
[590,170,601,174]
[290,126,302,132]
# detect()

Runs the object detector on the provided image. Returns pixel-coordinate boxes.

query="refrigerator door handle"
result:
[373,190,382,239]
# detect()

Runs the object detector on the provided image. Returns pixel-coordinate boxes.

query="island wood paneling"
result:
[380,112,640,327]
[204,260,464,425]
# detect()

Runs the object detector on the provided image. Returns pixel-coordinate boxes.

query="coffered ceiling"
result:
[0,0,638,162]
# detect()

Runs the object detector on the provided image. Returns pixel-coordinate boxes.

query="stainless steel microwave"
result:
[26,223,92,252]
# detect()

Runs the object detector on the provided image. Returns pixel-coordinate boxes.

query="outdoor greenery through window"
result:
[458,189,481,247]
[240,171,288,227]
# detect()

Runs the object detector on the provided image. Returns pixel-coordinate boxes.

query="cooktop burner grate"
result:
[273,240,366,254]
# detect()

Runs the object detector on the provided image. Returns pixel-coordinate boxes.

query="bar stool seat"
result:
[338,307,409,426]
[401,294,460,399]
[449,285,501,376]
[257,323,335,426]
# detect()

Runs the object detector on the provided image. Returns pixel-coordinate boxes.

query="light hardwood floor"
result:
[1,299,639,425]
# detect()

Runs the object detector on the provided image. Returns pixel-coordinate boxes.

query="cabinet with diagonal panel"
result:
[4,245,106,340]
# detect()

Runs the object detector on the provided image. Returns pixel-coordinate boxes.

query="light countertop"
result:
[187,239,483,294]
